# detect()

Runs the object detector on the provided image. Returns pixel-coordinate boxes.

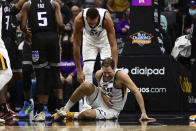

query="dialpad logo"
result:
[129,31,154,46]
[131,67,165,76]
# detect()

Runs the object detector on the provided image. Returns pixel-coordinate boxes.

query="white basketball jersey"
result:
[99,70,128,112]
[82,8,109,44]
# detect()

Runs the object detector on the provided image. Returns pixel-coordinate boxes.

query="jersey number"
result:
[37,12,48,27]
[5,16,10,30]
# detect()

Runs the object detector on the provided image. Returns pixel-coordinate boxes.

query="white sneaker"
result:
[0,118,5,123]
[32,112,45,122]
[53,107,67,121]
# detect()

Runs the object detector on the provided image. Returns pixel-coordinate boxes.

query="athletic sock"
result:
[64,100,74,112]
[73,112,79,119]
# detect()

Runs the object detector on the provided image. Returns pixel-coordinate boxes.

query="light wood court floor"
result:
[0,113,196,131]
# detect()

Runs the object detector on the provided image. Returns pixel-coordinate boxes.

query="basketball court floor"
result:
[0,112,196,131]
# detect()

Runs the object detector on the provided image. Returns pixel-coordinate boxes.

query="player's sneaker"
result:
[190,115,196,121]
[32,112,45,122]
[0,118,5,123]
[65,119,74,126]
[0,112,14,121]
[53,107,67,121]
[65,112,79,120]
[42,106,52,119]
[7,105,16,116]
[18,101,34,118]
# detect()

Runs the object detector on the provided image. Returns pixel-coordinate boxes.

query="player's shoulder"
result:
[95,69,103,78]
[74,12,83,24]
[96,7,107,12]
[116,68,129,79]
[50,0,60,8]
[22,0,31,9]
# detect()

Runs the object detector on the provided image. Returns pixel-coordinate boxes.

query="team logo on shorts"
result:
[32,51,39,62]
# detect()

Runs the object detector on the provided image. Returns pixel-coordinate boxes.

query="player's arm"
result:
[73,12,84,83]
[95,70,104,93]
[103,11,118,69]
[52,0,65,29]
[12,0,27,15]
[117,71,156,121]
[95,70,114,107]
[106,0,114,12]
[20,2,29,33]
[20,2,31,45]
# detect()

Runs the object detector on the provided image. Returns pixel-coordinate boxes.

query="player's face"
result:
[102,66,114,81]
[86,16,99,28]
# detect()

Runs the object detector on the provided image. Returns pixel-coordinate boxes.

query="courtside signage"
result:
[132,0,152,6]
[131,66,165,76]
[138,87,167,93]
[129,31,154,46]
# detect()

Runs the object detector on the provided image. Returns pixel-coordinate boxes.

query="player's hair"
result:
[86,8,99,19]
[102,57,115,69]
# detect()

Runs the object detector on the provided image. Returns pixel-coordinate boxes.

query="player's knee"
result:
[80,82,95,96]
[79,109,95,119]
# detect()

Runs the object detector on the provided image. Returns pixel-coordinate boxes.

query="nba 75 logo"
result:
[129,31,154,46]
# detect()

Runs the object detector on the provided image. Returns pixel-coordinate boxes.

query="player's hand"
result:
[24,33,32,45]
[102,95,114,108]
[60,75,65,84]
[24,29,32,45]
[77,71,85,83]
[65,75,73,85]
[122,28,128,33]
[139,113,156,122]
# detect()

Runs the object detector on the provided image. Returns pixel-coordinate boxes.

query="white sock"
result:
[64,100,74,112]
[74,113,79,119]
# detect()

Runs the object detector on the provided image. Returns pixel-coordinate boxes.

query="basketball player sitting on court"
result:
[53,58,156,121]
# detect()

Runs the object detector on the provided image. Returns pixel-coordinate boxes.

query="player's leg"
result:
[53,82,95,121]
[31,33,51,122]
[18,42,34,118]
[0,45,13,122]
[0,52,12,89]
[82,39,99,83]
[82,40,99,111]
[4,38,22,88]
[99,43,112,62]
[47,32,64,110]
